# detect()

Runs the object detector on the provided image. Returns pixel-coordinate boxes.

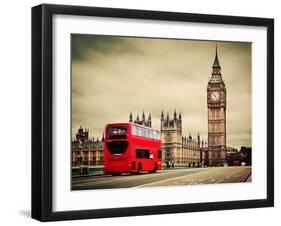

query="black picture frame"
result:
[32,3,274,222]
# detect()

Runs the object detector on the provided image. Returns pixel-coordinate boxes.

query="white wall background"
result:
[0,0,279,225]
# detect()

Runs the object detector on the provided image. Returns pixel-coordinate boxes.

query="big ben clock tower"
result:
[207,46,227,166]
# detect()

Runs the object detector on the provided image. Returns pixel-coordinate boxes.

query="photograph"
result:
[71,34,252,190]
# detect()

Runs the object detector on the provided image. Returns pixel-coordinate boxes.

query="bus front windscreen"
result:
[107,126,127,134]
[106,141,128,155]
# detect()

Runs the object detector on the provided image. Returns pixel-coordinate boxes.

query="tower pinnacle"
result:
[174,109,177,120]
[142,111,145,121]
[213,45,220,66]
[209,44,223,83]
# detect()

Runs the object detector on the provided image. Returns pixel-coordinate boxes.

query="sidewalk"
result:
[72,166,104,178]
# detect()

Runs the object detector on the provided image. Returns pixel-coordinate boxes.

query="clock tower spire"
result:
[212,44,221,74]
[207,45,227,166]
[209,44,223,83]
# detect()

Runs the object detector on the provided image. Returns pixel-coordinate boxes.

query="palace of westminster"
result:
[72,47,228,168]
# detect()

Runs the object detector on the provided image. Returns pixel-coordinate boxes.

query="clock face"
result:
[211,91,220,102]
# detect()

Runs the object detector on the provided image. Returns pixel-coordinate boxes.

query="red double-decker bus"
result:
[104,123,162,175]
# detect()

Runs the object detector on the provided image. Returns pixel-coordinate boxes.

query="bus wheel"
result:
[137,164,142,174]
[153,163,157,173]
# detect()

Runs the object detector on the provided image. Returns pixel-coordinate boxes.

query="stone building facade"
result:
[160,110,207,166]
[72,126,104,167]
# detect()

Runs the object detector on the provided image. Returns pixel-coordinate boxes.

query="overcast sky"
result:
[71,34,251,149]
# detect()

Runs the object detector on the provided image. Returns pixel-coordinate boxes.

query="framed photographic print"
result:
[32,4,274,221]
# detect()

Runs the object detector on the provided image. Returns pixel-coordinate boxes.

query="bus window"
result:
[153,131,157,139]
[132,125,137,136]
[138,127,142,136]
[108,127,127,134]
[145,129,149,138]
[149,130,153,139]
[157,132,160,140]
[136,149,150,159]
[106,141,128,155]
[147,130,150,138]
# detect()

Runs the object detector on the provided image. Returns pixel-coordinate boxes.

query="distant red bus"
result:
[104,123,162,175]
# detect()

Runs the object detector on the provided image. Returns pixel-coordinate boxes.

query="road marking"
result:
[215,179,225,184]
[133,171,204,188]
[134,167,251,187]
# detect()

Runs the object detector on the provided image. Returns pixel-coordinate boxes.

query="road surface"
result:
[72,166,251,190]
